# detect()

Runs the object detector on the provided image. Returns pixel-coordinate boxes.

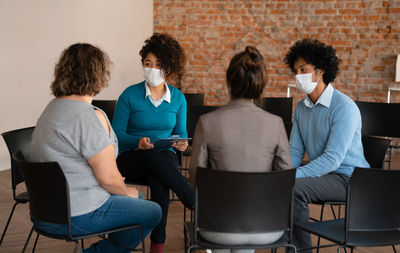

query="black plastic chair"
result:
[0,126,34,246]
[255,97,293,138]
[13,151,145,253]
[356,101,400,169]
[296,167,400,252]
[256,97,294,122]
[92,99,117,123]
[184,93,205,106]
[185,167,297,253]
[362,135,391,169]
[311,134,392,252]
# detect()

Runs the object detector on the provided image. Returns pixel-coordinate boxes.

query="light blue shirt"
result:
[290,84,370,178]
[145,82,171,107]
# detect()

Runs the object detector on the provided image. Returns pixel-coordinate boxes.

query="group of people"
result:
[27,32,369,253]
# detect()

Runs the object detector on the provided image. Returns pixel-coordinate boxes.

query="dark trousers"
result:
[117,149,194,244]
[291,173,350,253]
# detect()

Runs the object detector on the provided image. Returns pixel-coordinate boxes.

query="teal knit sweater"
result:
[112,81,187,154]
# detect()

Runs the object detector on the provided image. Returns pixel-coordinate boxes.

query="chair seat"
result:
[296,219,400,247]
[185,222,290,250]
[15,191,29,203]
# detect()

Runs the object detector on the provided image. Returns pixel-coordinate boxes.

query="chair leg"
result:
[287,244,297,253]
[73,241,79,253]
[0,201,20,245]
[316,203,326,253]
[392,245,397,253]
[330,204,338,220]
[32,232,40,253]
[81,239,85,249]
[22,226,34,253]
[337,245,345,253]
[140,226,145,253]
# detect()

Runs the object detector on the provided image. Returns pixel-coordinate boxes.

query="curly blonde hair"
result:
[51,43,112,97]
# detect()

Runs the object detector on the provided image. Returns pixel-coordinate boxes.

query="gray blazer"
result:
[189,98,292,186]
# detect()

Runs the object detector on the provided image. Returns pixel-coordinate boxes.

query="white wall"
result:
[0,0,153,171]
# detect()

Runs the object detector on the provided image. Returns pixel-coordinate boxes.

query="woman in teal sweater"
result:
[112,33,193,253]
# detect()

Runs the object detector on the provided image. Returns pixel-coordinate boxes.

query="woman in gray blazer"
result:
[189,46,292,253]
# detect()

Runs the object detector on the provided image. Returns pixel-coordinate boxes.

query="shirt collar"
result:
[304,84,334,108]
[145,82,171,104]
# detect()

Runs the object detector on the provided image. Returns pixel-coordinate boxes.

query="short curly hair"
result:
[51,43,111,97]
[284,39,339,84]
[227,46,267,99]
[139,33,186,89]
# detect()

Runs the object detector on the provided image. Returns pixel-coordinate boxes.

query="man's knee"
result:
[294,178,312,204]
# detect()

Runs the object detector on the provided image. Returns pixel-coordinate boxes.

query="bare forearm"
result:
[98,176,129,196]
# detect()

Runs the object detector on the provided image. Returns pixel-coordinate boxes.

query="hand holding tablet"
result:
[152,135,192,150]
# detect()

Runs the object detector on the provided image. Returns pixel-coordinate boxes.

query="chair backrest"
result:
[13,151,70,226]
[257,97,294,122]
[92,100,117,123]
[195,167,296,234]
[187,105,219,138]
[346,168,400,232]
[1,126,35,191]
[184,93,205,106]
[356,101,400,138]
[361,135,391,169]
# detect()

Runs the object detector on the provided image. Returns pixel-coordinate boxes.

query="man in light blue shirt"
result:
[284,39,369,252]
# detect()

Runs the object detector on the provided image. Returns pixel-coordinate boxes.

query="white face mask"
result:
[143,67,165,87]
[295,69,320,94]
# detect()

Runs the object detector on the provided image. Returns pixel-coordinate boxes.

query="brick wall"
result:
[154,0,400,105]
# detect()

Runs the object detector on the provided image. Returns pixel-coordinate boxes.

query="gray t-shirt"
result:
[28,98,118,217]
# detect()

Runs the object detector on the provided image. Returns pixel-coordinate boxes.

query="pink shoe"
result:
[149,242,164,253]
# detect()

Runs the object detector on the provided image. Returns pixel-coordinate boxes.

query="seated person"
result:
[189,46,292,253]
[112,33,193,253]
[284,39,369,252]
[28,43,162,253]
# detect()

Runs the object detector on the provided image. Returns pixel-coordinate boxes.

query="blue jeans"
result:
[34,194,162,253]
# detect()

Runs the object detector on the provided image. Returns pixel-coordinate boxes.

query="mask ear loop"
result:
[313,68,322,83]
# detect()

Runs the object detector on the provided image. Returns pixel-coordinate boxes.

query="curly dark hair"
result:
[284,39,339,84]
[139,33,186,89]
[227,46,267,99]
[51,43,111,97]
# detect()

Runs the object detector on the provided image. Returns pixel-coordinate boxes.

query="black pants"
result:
[117,149,194,244]
[290,173,350,253]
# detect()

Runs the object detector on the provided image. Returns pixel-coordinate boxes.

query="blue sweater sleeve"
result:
[296,103,360,178]
[112,89,141,152]
[172,93,188,138]
[290,106,306,168]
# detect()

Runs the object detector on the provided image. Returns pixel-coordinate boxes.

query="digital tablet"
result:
[152,138,192,150]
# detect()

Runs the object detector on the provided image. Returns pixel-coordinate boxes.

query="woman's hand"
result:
[172,140,188,152]
[127,186,139,199]
[138,137,154,150]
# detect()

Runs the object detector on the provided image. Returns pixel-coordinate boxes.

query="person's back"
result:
[189,46,291,253]
[191,98,290,176]
[28,98,114,216]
